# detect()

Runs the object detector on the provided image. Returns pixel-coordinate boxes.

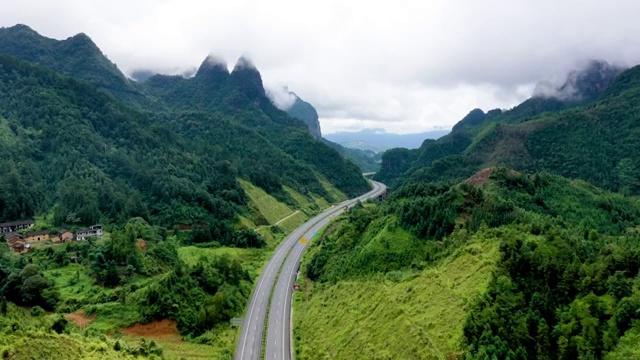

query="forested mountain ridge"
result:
[0,24,150,106]
[0,25,372,358]
[376,60,639,193]
[295,61,640,358]
[0,26,370,229]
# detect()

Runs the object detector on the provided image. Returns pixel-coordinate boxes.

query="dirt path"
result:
[255,210,301,231]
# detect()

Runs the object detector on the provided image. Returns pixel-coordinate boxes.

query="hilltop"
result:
[376,60,638,193]
[0,25,370,229]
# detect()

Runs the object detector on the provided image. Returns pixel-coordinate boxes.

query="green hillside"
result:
[0,24,370,360]
[296,168,640,359]
[295,224,499,359]
[0,49,367,229]
[0,24,149,106]
[376,61,637,192]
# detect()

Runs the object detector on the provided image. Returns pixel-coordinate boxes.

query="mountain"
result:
[532,59,624,103]
[286,94,322,138]
[321,140,381,173]
[376,60,638,191]
[0,26,370,228]
[0,24,150,106]
[324,128,449,152]
[0,25,376,359]
[271,90,381,172]
[294,59,640,360]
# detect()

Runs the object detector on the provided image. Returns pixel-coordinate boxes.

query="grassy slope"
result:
[293,230,499,360]
[240,178,346,247]
[238,179,295,225]
[0,304,139,360]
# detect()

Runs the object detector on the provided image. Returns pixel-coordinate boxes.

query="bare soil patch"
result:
[136,240,148,250]
[65,309,95,328]
[122,319,181,342]
[465,168,492,187]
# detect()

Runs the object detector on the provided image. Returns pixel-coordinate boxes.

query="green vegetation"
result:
[295,223,499,359]
[0,26,368,232]
[4,23,640,360]
[376,63,640,193]
[239,179,296,225]
[296,168,640,359]
[0,218,257,359]
[0,28,369,359]
[323,139,382,173]
[0,302,163,359]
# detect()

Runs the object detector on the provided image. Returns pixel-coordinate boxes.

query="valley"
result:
[1,11,640,360]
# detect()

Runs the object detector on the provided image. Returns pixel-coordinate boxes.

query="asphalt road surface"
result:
[235,181,387,360]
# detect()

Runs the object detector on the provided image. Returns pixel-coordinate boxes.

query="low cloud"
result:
[532,60,626,101]
[1,0,639,133]
[265,85,297,111]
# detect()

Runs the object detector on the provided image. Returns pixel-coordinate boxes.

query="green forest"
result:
[297,168,640,359]
[0,24,369,359]
[0,28,368,229]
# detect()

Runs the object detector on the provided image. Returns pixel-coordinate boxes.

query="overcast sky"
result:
[2,0,640,134]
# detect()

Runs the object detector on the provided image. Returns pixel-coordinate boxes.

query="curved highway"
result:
[235,180,387,360]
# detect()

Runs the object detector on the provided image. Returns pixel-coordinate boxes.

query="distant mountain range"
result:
[324,128,450,153]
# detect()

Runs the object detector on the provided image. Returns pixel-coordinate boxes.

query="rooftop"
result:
[25,230,50,236]
[0,219,34,227]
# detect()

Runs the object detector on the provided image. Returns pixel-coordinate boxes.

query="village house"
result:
[23,230,50,243]
[4,232,26,253]
[57,230,74,243]
[76,224,103,241]
[50,229,73,243]
[3,227,77,253]
[0,220,35,234]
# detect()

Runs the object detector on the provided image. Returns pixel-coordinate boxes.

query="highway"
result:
[235,180,387,360]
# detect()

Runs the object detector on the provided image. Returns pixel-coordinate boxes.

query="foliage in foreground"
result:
[0,302,162,359]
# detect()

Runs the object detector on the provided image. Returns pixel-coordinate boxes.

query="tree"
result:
[20,274,50,305]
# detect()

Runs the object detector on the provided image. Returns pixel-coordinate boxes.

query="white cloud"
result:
[265,85,297,111]
[1,0,639,134]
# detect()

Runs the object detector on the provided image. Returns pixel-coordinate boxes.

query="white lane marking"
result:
[238,227,304,359]
[251,182,385,360]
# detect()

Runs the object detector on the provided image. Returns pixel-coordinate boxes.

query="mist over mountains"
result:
[533,59,625,102]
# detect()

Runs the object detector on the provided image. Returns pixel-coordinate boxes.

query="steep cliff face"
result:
[285,93,322,138]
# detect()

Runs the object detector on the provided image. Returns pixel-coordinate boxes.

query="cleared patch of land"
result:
[66,309,95,329]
